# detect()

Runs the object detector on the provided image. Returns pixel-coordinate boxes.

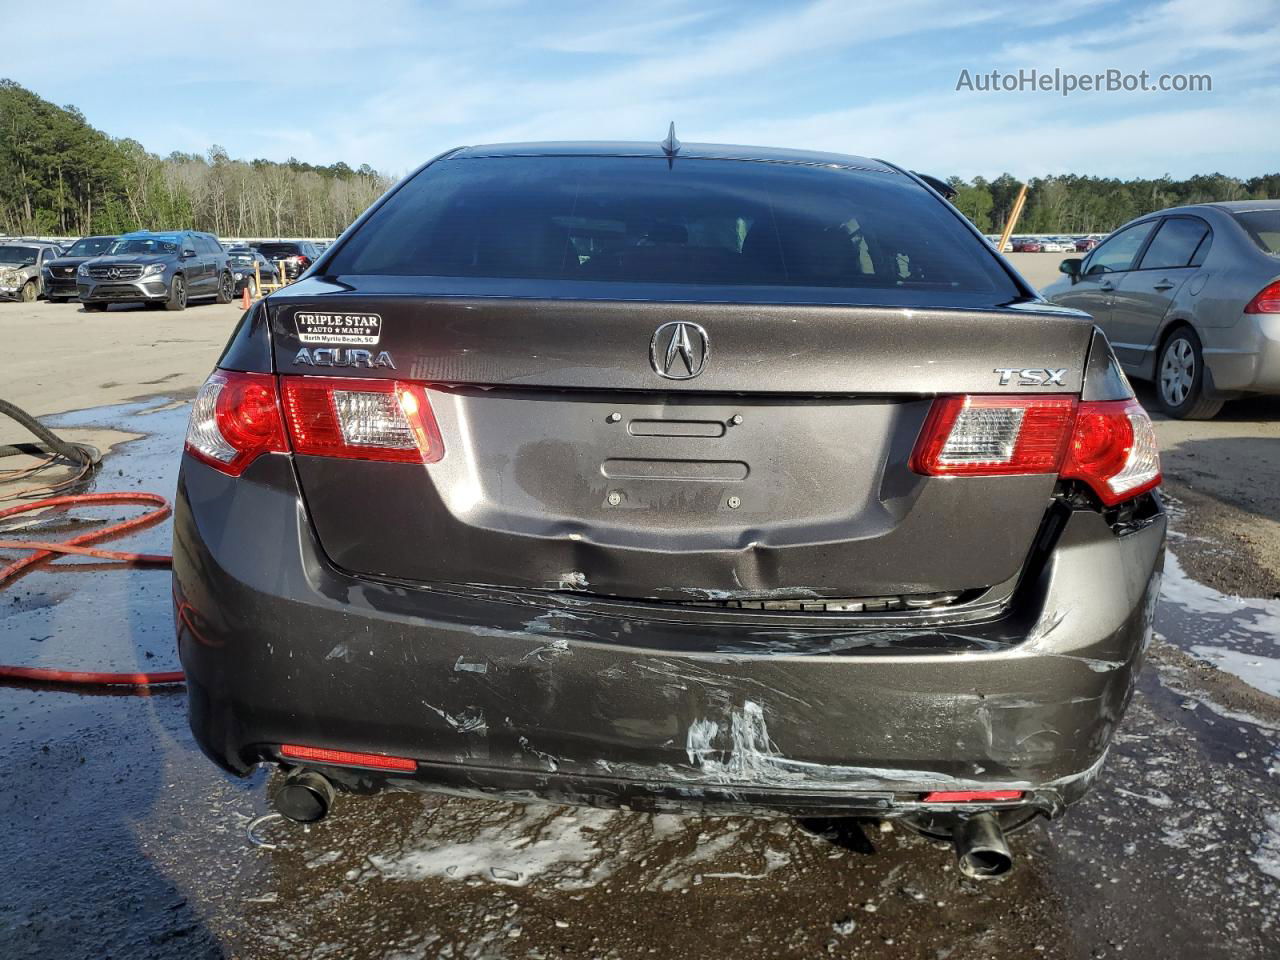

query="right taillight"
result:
[912,394,1161,506]
[1061,398,1161,505]
[1244,279,1280,314]
[280,376,444,463]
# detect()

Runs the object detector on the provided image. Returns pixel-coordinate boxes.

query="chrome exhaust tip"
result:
[271,768,335,823]
[952,812,1013,879]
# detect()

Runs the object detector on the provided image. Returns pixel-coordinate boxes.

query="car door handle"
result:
[1153,279,1175,291]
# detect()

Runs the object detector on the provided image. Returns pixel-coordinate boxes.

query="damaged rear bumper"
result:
[174,455,1165,818]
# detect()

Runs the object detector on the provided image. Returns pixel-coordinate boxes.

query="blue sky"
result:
[7,0,1279,179]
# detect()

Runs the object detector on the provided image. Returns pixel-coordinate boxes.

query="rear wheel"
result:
[1156,327,1222,420]
[215,270,234,304]
[165,275,187,312]
[20,280,37,302]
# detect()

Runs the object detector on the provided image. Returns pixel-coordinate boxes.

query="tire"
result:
[215,270,234,304]
[245,277,258,299]
[20,280,38,303]
[1156,327,1223,420]
[83,301,107,312]
[165,275,188,312]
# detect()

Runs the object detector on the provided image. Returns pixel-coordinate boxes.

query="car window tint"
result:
[1139,218,1209,270]
[1086,221,1157,275]
[258,243,299,258]
[327,156,1020,300]
[1232,209,1280,255]
[1188,230,1213,267]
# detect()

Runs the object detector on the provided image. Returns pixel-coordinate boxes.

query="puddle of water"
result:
[1,397,187,677]
[1157,549,1280,702]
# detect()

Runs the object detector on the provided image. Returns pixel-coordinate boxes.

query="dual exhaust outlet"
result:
[269,766,1014,879]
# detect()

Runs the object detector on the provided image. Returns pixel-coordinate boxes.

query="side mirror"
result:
[182,249,196,259]
[1060,258,1082,283]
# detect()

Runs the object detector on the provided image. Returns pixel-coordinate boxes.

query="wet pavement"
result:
[1,397,1278,959]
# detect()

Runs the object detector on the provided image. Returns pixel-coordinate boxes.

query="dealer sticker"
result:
[293,312,382,345]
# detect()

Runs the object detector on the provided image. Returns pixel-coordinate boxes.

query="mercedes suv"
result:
[174,141,1165,878]
[78,230,234,310]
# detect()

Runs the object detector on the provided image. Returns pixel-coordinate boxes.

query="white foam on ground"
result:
[369,806,616,888]
[1190,646,1280,700]
[1251,812,1280,882]
[1161,550,1280,699]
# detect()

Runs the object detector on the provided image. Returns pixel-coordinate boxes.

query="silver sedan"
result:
[1042,200,1280,418]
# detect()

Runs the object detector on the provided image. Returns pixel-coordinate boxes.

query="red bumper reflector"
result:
[922,789,1024,803]
[280,744,417,772]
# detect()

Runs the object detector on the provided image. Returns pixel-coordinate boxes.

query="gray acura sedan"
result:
[1044,201,1280,419]
[175,140,1166,878]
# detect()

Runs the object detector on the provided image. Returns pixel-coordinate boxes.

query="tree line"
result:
[2,78,1278,241]
[0,79,393,239]
[948,171,1280,236]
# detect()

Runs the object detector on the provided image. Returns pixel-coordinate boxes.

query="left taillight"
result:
[184,370,288,476]
[911,394,1161,506]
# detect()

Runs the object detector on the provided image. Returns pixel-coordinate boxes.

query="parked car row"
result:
[1,231,326,308]
[1008,235,1105,253]
[981,235,1105,254]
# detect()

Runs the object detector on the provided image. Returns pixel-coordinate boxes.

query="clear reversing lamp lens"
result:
[937,406,1026,464]
[332,390,418,449]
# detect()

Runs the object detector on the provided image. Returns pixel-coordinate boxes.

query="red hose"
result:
[0,492,183,687]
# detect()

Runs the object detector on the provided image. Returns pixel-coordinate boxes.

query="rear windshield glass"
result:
[326,156,1019,301]
[257,243,301,257]
[1233,209,1280,255]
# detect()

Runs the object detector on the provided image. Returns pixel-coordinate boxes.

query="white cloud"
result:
[4,0,1276,177]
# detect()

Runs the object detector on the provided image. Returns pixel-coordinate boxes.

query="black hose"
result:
[0,399,101,466]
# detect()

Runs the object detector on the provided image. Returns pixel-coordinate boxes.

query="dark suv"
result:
[176,142,1165,878]
[78,230,234,311]
[252,240,322,280]
[42,235,118,302]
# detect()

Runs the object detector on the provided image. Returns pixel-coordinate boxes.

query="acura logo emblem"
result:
[650,321,709,380]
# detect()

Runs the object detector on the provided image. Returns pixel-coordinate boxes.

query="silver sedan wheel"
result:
[1160,336,1195,407]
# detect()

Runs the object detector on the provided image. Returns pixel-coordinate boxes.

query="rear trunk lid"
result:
[269,282,1092,604]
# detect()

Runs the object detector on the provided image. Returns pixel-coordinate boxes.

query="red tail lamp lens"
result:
[910,395,1077,476]
[184,370,287,476]
[280,376,444,463]
[1061,398,1161,505]
[911,393,1161,505]
[1244,280,1280,314]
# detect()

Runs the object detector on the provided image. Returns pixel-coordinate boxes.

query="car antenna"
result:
[660,122,681,167]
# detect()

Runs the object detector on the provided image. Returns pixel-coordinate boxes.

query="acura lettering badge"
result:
[650,321,709,380]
